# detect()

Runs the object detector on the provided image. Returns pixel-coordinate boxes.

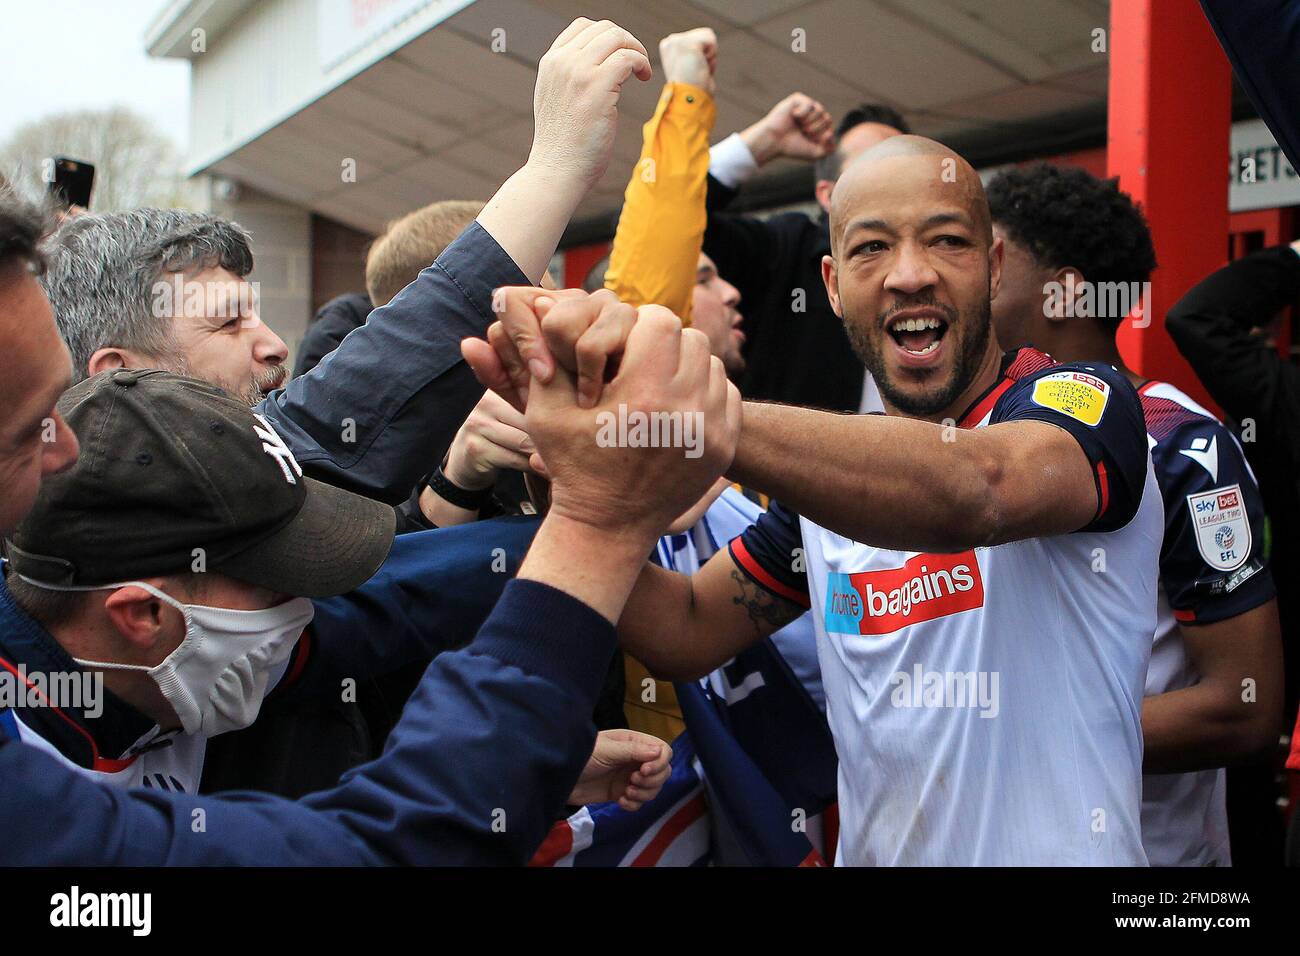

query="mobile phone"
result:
[47,156,95,210]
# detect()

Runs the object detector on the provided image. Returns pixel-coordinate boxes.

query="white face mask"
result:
[18,575,314,738]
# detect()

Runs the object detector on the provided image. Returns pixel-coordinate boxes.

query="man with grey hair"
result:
[35,15,663,796]
[0,17,708,866]
[45,210,280,406]
[41,195,506,506]
[38,15,645,509]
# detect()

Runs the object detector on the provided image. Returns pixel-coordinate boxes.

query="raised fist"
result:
[740,92,835,165]
[659,27,718,94]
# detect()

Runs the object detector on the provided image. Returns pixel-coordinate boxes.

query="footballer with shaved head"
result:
[471,135,1163,865]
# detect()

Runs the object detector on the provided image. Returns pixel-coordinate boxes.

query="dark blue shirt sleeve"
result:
[0,579,614,865]
[1153,421,1275,624]
[276,517,540,698]
[1200,0,1300,173]
[728,499,810,607]
[292,292,371,378]
[257,222,529,504]
[990,362,1149,532]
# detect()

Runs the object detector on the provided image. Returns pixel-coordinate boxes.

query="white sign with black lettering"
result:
[1229,119,1300,212]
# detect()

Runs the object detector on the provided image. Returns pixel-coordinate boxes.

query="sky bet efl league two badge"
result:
[1029,370,1111,426]
[1186,484,1251,572]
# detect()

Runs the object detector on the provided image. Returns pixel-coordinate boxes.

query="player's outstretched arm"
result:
[728,402,1104,552]
[617,546,804,681]
[464,289,1142,554]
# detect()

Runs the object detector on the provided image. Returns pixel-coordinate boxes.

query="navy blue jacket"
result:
[293,292,372,379]
[258,222,527,504]
[703,179,863,413]
[292,517,539,697]
[0,518,538,783]
[0,576,612,865]
[1200,0,1300,173]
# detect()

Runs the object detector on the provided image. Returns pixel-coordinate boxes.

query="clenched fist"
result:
[740,92,835,165]
[659,27,717,94]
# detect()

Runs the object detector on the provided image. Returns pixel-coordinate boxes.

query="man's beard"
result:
[846,295,992,419]
[240,365,288,405]
[168,353,287,406]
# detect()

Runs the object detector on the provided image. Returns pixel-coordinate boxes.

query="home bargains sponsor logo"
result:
[823,551,984,636]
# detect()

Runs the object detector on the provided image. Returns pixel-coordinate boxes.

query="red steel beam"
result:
[1107,0,1231,412]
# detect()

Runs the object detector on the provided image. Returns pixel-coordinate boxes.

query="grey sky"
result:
[0,0,189,150]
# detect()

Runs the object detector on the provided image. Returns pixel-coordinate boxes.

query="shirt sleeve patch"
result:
[1186,483,1252,572]
[1030,370,1111,426]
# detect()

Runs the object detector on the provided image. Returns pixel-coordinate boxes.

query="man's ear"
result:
[815,179,836,214]
[87,347,132,378]
[1054,266,1087,325]
[988,234,1005,302]
[102,585,177,660]
[821,254,842,317]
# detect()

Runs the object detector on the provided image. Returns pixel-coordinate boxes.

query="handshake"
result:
[463,289,741,546]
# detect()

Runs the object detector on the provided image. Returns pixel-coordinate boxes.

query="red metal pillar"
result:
[1107,0,1231,411]
[562,241,611,290]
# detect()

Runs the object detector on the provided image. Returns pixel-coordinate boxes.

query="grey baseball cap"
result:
[6,369,395,597]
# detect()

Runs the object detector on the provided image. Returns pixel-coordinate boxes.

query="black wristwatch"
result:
[426,463,494,511]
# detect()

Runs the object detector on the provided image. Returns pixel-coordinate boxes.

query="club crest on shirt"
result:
[1030,370,1110,426]
[1186,484,1251,572]
[824,551,985,636]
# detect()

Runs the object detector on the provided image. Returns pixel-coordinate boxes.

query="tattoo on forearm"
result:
[730,569,800,638]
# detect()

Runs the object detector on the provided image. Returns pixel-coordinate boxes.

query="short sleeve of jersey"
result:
[1153,420,1274,625]
[989,362,1148,533]
[727,499,810,608]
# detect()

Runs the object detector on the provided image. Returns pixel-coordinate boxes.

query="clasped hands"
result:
[462,288,740,545]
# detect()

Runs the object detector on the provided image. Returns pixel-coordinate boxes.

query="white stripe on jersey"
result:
[8,710,208,792]
[619,759,708,866]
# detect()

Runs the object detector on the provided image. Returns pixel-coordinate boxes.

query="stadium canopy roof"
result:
[147,0,1111,240]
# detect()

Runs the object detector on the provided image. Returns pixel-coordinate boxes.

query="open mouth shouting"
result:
[886,309,951,367]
